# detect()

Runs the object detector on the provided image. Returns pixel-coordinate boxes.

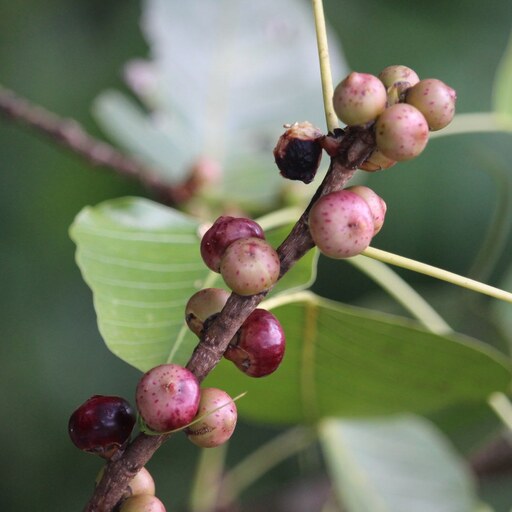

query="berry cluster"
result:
[333,65,456,167]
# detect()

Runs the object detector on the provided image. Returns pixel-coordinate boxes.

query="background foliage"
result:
[1,0,512,510]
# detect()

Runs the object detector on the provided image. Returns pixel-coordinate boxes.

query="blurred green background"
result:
[1,0,512,510]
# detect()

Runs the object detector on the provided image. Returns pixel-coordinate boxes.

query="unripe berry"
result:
[185,288,230,337]
[405,78,456,131]
[225,308,286,377]
[332,72,387,126]
[136,364,200,433]
[375,103,429,161]
[220,237,280,296]
[358,148,396,172]
[96,466,155,499]
[119,494,166,512]
[345,185,387,235]
[68,395,136,459]
[273,121,323,184]
[309,190,374,258]
[200,216,265,273]
[378,65,420,89]
[186,388,238,448]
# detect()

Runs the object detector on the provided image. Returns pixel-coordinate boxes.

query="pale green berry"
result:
[375,103,429,161]
[186,388,237,448]
[119,494,166,512]
[358,148,396,172]
[345,185,387,235]
[309,190,374,258]
[220,237,280,296]
[185,288,230,337]
[405,78,456,131]
[378,65,420,89]
[332,72,387,126]
[96,466,155,499]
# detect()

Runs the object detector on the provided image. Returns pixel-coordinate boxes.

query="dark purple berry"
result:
[224,309,285,377]
[273,121,323,184]
[200,216,265,273]
[68,395,135,459]
[136,364,200,433]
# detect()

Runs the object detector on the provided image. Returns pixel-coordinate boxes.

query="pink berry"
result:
[185,288,230,337]
[405,78,456,131]
[358,148,396,172]
[378,65,420,89]
[119,494,166,512]
[345,185,387,235]
[136,364,200,433]
[68,395,135,459]
[186,388,238,448]
[224,308,286,377]
[375,103,429,161]
[273,121,323,184]
[332,72,387,126]
[220,237,280,296]
[309,190,374,258]
[200,216,265,272]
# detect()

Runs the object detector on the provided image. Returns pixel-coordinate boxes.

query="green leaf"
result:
[69,198,317,372]
[493,28,512,119]
[319,415,477,512]
[206,292,512,423]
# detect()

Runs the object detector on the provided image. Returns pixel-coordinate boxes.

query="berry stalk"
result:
[84,125,375,512]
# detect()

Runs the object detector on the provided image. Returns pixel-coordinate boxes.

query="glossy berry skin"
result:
[375,103,429,161]
[136,364,200,433]
[186,388,238,448]
[332,72,387,126]
[185,288,230,337]
[309,190,374,258]
[96,466,155,499]
[345,186,387,235]
[405,78,456,131]
[68,395,135,459]
[224,309,285,377]
[200,216,265,273]
[119,494,166,512]
[220,237,280,296]
[378,65,420,89]
[358,148,396,172]
[273,121,323,184]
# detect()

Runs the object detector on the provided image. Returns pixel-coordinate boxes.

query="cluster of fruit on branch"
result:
[71,65,456,512]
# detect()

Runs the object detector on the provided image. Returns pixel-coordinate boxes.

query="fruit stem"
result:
[362,246,512,303]
[311,0,339,133]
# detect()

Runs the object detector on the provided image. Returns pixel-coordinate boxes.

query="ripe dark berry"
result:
[308,190,374,258]
[332,72,387,126]
[119,495,166,512]
[375,103,429,161]
[136,364,200,433]
[220,237,280,296]
[185,288,230,337]
[68,395,135,459]
[224,309,285,377]
[273,121,323,184]
[405,78,456,131]
[200,216,265,273]
[186,388,238,448]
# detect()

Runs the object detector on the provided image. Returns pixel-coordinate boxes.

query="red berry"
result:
[224,309,285,377]
[200,216,265,273]
[68,395,135,459]
[309,190,375,258]
[186,388,238,448]
[220,237,280,296]
[136,364,200,433]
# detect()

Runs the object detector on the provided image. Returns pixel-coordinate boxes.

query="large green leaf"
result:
[69,197,316,372]
[206,292,512,423]
[319,415,477,512]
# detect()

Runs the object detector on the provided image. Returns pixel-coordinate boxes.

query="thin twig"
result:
[0,85,193,205]
[84,126,375,512]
